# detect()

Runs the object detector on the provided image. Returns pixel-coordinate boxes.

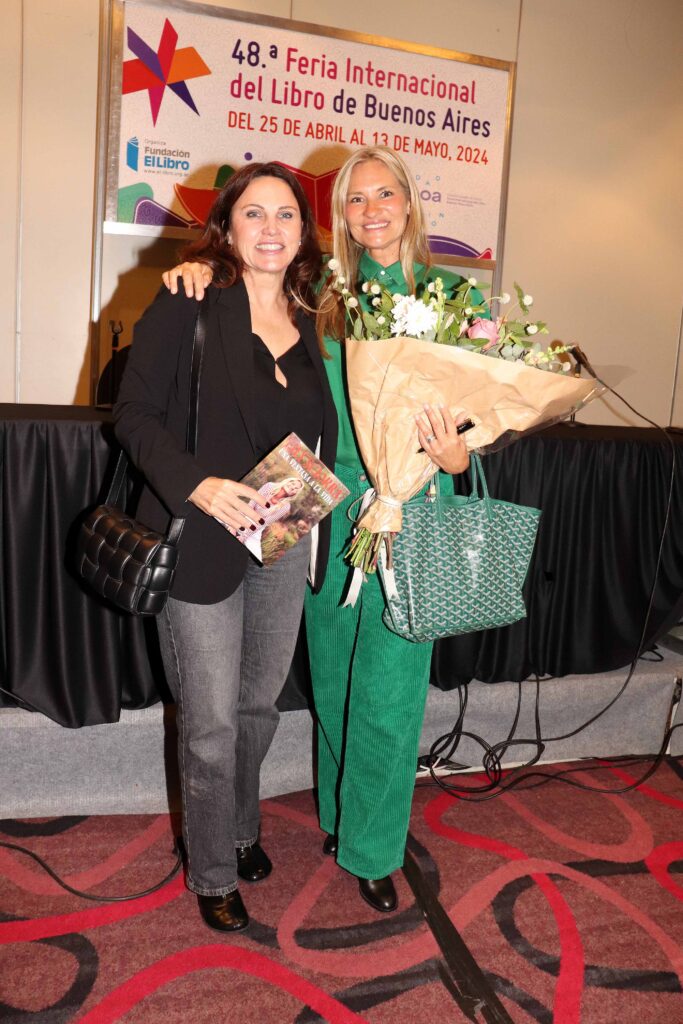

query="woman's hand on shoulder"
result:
[415,405,470,475]
[189,477,271,535]
[162,262,214,299]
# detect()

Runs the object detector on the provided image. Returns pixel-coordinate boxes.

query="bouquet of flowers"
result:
[328,262,604,573]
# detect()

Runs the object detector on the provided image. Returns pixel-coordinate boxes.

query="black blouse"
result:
[251,333,323,459]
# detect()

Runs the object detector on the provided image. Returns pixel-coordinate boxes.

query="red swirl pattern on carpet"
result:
[1,758,681,1023]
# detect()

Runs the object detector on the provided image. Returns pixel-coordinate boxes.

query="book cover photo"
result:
[231,433,349,566]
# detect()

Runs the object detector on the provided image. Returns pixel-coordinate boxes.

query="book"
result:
[233,433,349,566]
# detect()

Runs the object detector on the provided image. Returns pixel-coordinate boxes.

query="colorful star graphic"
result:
[122,19,211,126]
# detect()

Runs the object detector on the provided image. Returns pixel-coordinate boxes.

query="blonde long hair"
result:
[317,146,432,346]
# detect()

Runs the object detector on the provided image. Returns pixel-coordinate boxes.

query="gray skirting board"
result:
[1,650,681,819]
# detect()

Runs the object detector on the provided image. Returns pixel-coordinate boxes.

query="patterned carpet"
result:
[1,758,682,1023]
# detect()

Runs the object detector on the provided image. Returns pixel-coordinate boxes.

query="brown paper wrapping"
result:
[344,337,601,533]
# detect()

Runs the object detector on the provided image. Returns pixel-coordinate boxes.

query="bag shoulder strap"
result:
[105,448,129,507]
[186,290,209,454]
[107,292,211,543]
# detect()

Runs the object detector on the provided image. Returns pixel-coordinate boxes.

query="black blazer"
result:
[114,280,338,604]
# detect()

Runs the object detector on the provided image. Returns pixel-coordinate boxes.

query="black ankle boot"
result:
[322,834,338,856]
[236,842,272,882]
[197,890,249,931]
[359,876,397,913]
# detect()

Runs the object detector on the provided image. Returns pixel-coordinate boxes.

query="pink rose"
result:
[466,317,501,351]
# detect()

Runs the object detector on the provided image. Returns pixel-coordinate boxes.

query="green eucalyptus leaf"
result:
[513,282,528,314]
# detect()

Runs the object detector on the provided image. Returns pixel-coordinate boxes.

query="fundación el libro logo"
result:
[127,136,191,173]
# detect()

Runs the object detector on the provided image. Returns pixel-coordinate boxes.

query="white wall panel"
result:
[0,0,22,402]
[502,0,683,427]
[18,0,99,403]
[293,0,520,62]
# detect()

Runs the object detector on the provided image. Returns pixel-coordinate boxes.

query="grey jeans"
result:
[157,534,311,896]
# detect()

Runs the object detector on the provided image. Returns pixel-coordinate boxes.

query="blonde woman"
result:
[163,147,485,913]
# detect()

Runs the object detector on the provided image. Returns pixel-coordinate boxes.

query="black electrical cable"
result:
[0,681,184,900]
[498,729,683,796]
[419,679,547,794]
[422,367,680,801]
[427,719,682,803]
[0,839,183,901]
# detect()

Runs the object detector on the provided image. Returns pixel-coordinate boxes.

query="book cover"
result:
[235,433,349,566]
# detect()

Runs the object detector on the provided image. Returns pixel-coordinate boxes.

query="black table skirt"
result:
[1,404,681,727]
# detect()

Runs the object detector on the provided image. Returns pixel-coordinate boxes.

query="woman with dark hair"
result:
[114,162,337,932]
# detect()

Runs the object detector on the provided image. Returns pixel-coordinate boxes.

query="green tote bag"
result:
[379,454,541,643]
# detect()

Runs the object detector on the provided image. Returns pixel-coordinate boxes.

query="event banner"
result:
[108,0,514,262]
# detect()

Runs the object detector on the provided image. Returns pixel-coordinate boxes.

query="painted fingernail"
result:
[259,518,265,525]
[250,524,257,531]
[265,502,272,508]
[238,526,245,532]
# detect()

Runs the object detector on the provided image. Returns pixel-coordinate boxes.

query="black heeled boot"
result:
[358,876,397,913]
[197,890,249,931]
[322,834,338,856]
[236,842,272,882]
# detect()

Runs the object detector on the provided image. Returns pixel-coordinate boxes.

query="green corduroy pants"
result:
[304,462,434,879]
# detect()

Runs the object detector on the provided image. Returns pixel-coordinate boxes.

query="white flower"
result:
[391,295,439,338]
[525,324,539,335]
[523,294,533,306]
[377,315,386,325]
[390,295,413,322]
[347,296,358,308]
[361,282,370,293]
[465,307,473,316]
[392,294,402,303]
[467,276,477,286]
[341,288,349,296]
[427,282,435,293]
[370,283,381,295]
[499,292,511,304]
[405,301,439,337]
[336,276,346,286]
[327,258,339,271]
[372,297,381,307]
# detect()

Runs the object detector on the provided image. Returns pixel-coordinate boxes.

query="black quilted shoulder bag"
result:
[76,295,209,615]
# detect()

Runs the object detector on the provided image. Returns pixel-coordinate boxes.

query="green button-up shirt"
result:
[323,251,487,471]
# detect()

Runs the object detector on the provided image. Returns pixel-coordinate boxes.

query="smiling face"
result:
[344,159,411,267]
[280,477,304,498]
[228,176,302,282]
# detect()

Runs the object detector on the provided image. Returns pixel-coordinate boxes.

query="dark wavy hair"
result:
[180,162,321,318]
